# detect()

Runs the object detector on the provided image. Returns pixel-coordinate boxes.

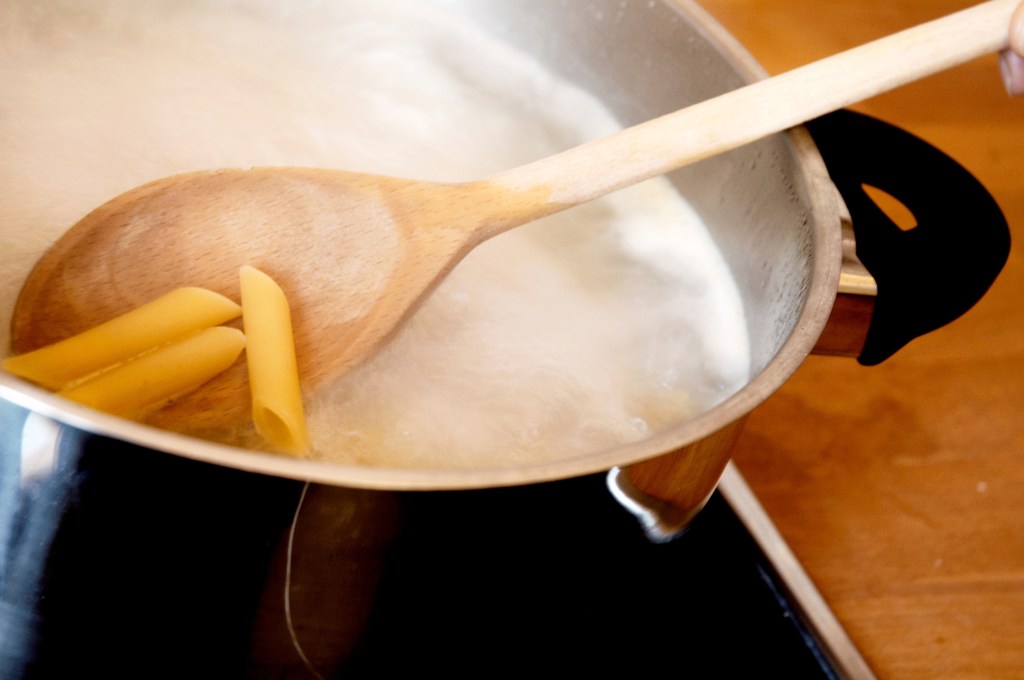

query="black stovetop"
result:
[346,475,840,678]
[0,412,841,678]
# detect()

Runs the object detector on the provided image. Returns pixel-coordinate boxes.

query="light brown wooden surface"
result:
[697,1,1024,677]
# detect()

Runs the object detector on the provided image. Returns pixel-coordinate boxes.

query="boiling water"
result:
[0,0,751,468]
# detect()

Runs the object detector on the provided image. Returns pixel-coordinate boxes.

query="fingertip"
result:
[1012,2,1024,57]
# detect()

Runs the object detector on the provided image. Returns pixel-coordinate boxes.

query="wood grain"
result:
[699,1,1024,677]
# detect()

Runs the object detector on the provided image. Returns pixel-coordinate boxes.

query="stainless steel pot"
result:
[0,0,846,490]
[0,0,1008,675]
[0,0,1006,509]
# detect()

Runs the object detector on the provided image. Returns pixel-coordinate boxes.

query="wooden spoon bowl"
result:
[11,167,547,428]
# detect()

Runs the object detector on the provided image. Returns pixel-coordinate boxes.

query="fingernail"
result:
[1000,49,1024,96]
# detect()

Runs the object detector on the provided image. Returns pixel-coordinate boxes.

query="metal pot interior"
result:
[0,0,840,489]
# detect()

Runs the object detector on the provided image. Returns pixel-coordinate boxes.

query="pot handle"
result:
[805,109,1010,365]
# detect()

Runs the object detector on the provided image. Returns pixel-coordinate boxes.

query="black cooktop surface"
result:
[345,475,840,678]
[0,410,842,678]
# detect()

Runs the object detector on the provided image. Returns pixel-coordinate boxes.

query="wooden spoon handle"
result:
[488,0,1017,208]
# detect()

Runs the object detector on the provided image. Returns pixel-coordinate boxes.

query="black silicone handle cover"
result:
[805,109,1011,366]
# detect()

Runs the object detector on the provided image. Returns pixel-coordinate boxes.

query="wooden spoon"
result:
[11,0,1015,430]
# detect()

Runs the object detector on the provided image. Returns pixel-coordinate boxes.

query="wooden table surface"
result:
[696,1,1024,677]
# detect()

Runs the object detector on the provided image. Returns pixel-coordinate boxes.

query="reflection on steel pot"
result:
[0,0,1009,676]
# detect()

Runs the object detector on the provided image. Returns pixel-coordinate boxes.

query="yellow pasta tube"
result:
[3,287,241,390]
[58,326,246,418]
[239,265,310,454]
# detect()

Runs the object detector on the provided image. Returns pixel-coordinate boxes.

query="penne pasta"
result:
[59,326,246,418]
[3,287,241,390]
[239,265,310,455]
